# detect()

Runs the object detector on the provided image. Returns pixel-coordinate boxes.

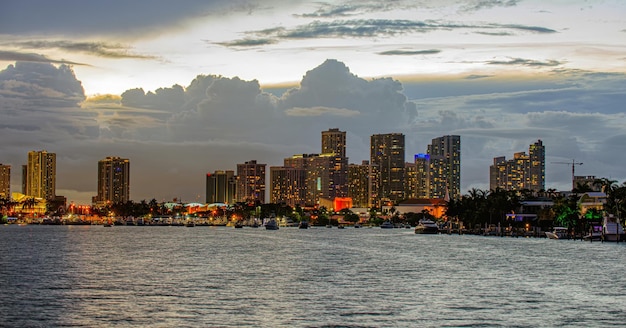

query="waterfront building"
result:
[427,135,461,200]
[490,140,545,192]
[25,150,56,200]
[94,156,130,206]
[236,160,266,203]
[321,128,349,198]
[206,170,236,204]
[269,166,306,206]
[370,133,405,206]
[0,164,10,198]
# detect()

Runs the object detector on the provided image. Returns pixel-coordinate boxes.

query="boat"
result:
[354,223,362,228]
[264,218,279,230]
[583,224,603,241]
[602,215,625,242]
[234,221,243,229]
[337,224,345,229]
[414,219,439,234]
[380,221,394,229]
[298,221,309,229]
[185,220,195,227]
[545,227,569,239]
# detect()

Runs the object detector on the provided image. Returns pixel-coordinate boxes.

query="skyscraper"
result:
[321,128,348,198]
[26,150,56,200]
[95,156,130,206]
[236,160,266,203]
[348,160,376,208]
[489,140,545,192]
[427,135,461,200]
[370,133,405,205]
[206,170,236,204]
[0,164,10,198]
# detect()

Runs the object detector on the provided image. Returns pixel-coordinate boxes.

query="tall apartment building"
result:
[414,154,430,198]
[321,128,348,198]
[236,160,266,203]
[206,170,236,204]
[490,140,545,192]
[427,135,461,200]
[370,133,405,205]
[348,161,375,208]
[26,150,56,200]
[94,156,130,206]
[0,164,10,198]
[269,166,306,207]
[404,162,417,199]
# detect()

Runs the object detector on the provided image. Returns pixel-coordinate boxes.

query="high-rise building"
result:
[269,166,306,206]
[321,128,348,198]
[489,140,545,192]
[414,154,430,198]
[26,150,56,200]
[370,133,405,205]
[427,135,461,200]
[404,162,417,199]
[0,164,10,198]
[95,156,130,206]
[348,160,377,208]
[206,170,236,204]
[236,160,266,203]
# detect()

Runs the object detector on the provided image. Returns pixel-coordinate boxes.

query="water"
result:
[1,225,625,327]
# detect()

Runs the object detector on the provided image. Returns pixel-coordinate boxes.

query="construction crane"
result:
[552,159,583,190]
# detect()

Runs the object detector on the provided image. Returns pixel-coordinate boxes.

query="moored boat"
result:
[298,221,309,229]
[414,219,439,234]
[264,218,279,230]
[602,215,625,242]
[380,221,394,229]
[545,227,569,239]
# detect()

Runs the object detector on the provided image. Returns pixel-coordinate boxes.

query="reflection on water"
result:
[1,225,625,327]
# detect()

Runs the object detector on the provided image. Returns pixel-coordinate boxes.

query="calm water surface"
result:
[1,225,625,327]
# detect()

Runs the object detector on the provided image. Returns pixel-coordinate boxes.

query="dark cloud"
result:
[214,38,277,47]
[0,1,226,36]
[378,49,441,56]
[487,58,563,67]
[12,40,158,60]
[218,19,557,47]
[0,51,87,65]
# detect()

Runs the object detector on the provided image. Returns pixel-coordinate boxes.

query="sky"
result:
[1,0,625,205]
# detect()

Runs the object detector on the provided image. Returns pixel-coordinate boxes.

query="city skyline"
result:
[1,1,625,204]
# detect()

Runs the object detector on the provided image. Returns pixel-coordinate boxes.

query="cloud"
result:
[12,40,158,60]
[214,38,277,47]
[218,19,556,47]
[487,58,563,67]
[0,51,87,65]
[378,49,441,56]
[285,106,361,117]
[461,0,519,12]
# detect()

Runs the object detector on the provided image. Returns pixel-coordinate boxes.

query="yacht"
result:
[602,215,625,242]
[545,227,569,239]
[298,221,309,229]
[264,218,279,230]
[380,221,394,229]
[414,219,439,234]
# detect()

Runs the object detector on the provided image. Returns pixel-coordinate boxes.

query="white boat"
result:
[602,215,625,242]
[545,227,569,239]
[414,219,439,234]
[583,224,603,241]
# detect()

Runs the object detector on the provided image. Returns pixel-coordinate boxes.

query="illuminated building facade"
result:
[0,164,10,198]
[370,133,405,205]
[269,166,306,206]
[490,140,545,192]
[206,170,236,204]
[427,135,461,200]
[414,154,431,198]
[348,161,375,208]
[95,156,130,206]
[236,160,266,203]
[26,150,56,200]
[321,128,348,198]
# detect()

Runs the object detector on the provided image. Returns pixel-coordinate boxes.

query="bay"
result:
[1,225,625,327]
